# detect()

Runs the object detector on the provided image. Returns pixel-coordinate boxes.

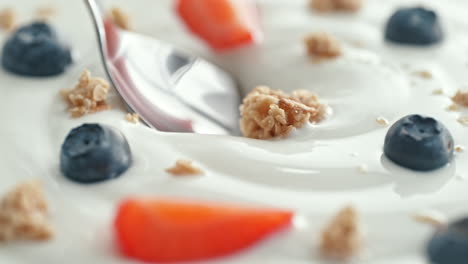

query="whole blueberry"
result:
[384,115,454,171]
[2,21,72,77]
[427,217,468,264]
[385,7,443,45]
[60,124,132,184]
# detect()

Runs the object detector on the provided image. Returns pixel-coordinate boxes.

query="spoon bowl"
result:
[84,0,241,135]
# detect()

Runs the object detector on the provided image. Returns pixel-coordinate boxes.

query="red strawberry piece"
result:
[175,0,262,51]
[114,198,293,262]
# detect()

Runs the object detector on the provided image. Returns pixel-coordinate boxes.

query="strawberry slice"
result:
[176,0,262,51]
[114,198,293,263]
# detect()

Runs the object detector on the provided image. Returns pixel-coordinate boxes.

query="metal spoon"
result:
[83,0,241,135]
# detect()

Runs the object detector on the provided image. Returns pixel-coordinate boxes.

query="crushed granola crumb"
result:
[310,0,362,12]
[36,6,56,20]
[320,206,361,260]
[60,70,111,118]
[125,113,140,124]
[412,211,447,228]
[0,8,16,31]
[350,40,365,48]
[414,70,433,79]
[109,7,131,30]
[357,164,368,174]
[240,86,327,139]
[457,116,468,126]
[0,181,53,242]
[432,88,444,95]
[447,104,461,112]
[166,160,204,176]
[452,90,468,107]
[304,32,342,59]
[455,145,465,153]
[376,117,389,126]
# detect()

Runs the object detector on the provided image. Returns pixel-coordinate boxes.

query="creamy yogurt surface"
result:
[1,0,468,263]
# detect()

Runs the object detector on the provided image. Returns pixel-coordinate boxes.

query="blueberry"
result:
[2,21,72,77]
[384,115,454,171]
[427,217,468,264]
[60,124,132,184]
[385,7,443,45]
[16,22,56,38]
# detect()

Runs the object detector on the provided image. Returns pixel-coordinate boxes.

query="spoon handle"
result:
[83,0,108,60]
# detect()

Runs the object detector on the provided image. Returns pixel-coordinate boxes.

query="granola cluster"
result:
[109,7,131,30]
[304,32,342,59]
[0,8,16,31]
[0,181,53,242]
[452,90,468,107]
[319,206,361,260]
[240,86,326,139]
[166,160,204,176]
[310,0,363,12]
[61,70,111,118]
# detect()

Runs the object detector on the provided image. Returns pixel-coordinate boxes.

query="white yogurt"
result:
[1,0,468,263]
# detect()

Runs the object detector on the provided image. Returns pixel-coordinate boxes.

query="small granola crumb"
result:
[310,0,362,12]
[357,164,368,174]
[166,160,204,176]
[457,116,468,126]
[0,181,53,242]
[240,86,327,139]
[412,211,447,228]
[304,32,342,59]
[350,40,365,48]
[61,70,111,118]
[414,70,433,79]
[452,90,468,107]
[432,88,444,95]
[455,145,465,153]
[36,6,56,20]
[376,117,389,126]
[0,8,16,31]
[447,104,461,112]
[109,7,131,30]
[125,113,140,124]
[320,206,361,260]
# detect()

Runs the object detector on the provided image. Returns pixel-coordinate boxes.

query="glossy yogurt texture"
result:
[1,0,468,263]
